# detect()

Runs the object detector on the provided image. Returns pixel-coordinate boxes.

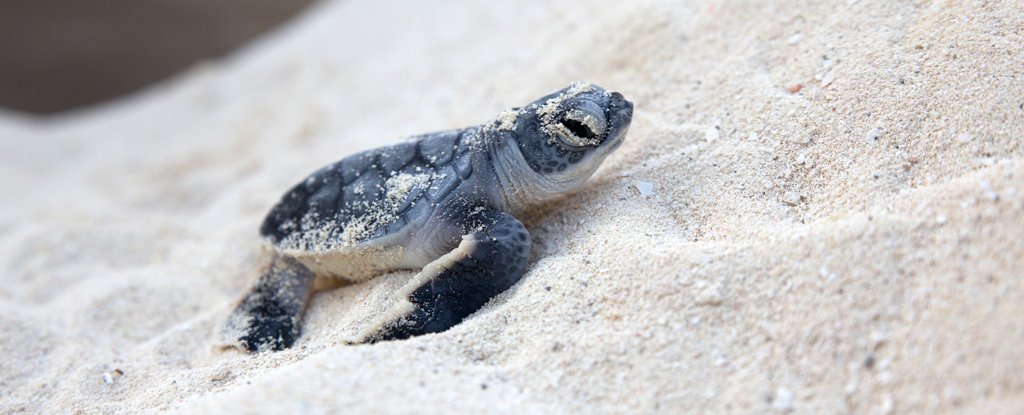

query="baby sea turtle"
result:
[224,82,633,352]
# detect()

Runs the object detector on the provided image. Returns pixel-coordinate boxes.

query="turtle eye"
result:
[554,103,607,147]
[560,118,597,142]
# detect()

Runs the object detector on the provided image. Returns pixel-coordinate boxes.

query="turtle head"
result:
[500,82,633,199]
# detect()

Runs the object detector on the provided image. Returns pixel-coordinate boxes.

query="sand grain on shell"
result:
[276,171,433,251]
[1,0,1023,414]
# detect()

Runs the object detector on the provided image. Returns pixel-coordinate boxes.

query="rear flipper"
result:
[222,254,315,352]
[353,209,530,343]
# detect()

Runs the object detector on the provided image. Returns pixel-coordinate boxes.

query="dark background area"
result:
[0,0,316,114]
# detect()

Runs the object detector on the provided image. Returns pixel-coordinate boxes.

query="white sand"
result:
[2,0,1023,413]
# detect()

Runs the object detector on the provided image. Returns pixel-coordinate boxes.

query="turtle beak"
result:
[603,92,633,152]
[610,92,633,117]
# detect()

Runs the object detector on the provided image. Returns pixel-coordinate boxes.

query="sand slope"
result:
[1,0,1022,413]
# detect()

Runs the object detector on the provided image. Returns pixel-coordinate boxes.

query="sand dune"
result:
[1,0,1022,413]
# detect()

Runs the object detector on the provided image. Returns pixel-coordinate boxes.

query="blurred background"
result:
[0,0,317,114]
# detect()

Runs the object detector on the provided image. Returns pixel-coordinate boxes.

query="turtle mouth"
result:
[606,125,629,152]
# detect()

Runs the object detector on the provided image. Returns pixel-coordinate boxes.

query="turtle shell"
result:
[260,128,477,253]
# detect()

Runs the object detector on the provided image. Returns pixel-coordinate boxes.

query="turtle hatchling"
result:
[224,82,633,352]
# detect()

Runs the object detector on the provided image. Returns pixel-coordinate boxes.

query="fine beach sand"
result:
[1,0,1022,413]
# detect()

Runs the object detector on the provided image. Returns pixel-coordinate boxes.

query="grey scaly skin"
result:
[224,82,633,352]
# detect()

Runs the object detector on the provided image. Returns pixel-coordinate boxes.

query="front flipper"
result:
[222,254,315,352]
[353,209,530,343]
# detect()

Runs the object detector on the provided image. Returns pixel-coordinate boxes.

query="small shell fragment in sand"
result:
[782,191,802,205]
[956,133,973,143]
[635,181,655,196]
[103,368,124,384]
[866,127,880,141]
[786,83,803,94]
[820,67,837,87]
[705,126,721,142]
[772,387,795,412]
